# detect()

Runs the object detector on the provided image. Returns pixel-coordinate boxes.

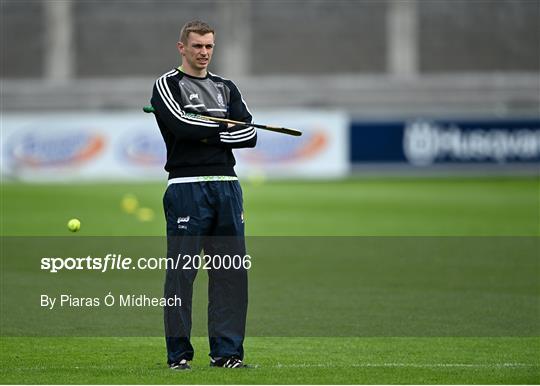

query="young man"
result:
[150,20,256,370]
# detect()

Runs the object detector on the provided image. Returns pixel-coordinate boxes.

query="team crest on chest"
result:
[217,93,225,107]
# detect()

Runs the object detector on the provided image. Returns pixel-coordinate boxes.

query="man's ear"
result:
[177,41,184,56]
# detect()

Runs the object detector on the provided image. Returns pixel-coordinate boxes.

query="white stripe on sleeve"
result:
[219,129,257,143]
[219,126,255,138]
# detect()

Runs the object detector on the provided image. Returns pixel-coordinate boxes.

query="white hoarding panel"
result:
[235,110,349,178]
[1,111,348,181]
[1,113,165,181]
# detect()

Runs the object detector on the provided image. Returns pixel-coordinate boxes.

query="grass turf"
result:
[1,177,539,384]
[1,337,539,384]
[1,177,538,236]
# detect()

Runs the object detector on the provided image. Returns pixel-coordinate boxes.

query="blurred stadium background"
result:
[1,0,539,182]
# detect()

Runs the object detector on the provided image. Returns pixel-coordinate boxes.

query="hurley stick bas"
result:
[143,105,302,136]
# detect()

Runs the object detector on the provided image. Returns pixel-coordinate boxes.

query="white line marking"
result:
[15,362,537,371]
[270,362,535,369]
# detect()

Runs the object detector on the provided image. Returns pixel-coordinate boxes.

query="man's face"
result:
[178,32,215,73]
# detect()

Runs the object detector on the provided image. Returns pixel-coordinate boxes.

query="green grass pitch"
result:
[1,177,539,384]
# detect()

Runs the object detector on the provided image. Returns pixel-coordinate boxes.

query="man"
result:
[150,20,256,370]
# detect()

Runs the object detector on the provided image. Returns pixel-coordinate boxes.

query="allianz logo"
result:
[403,120,540,166]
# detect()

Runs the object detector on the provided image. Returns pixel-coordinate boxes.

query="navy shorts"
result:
[162,180,248,363]
[163,180,244,237]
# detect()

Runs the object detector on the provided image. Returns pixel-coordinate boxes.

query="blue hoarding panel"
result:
[350,119,540,165]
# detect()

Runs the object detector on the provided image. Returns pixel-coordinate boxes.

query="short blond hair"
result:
[179,20,215,43]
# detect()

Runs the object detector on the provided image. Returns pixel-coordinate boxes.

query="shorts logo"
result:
[241,212,244,224]
[177,216,190,230]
